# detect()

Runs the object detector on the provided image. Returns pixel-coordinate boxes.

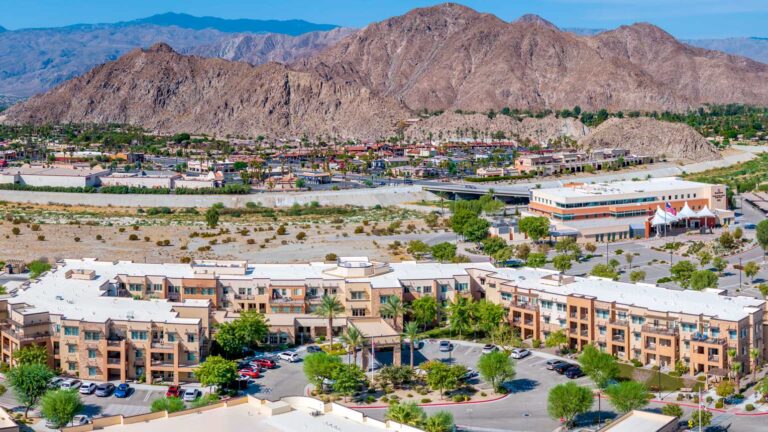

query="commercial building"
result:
[4,257,763,382]
[0,165,110,188]
[515,149,656,176]
[602,410,677,432]
[100,171,181,189]
[527,177,733,242]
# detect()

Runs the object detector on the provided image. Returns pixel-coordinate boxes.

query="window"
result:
[634,332,641,341]
[153,284,163,292]
[64,326,79,336]
[617,311,627,320]
[350,291,366,300]
[129,283,143,292]
[68,344,77,353]
[729,330,737,340]
[352,308,367,317]
[456,283,468,292]
[595,309,609,319]
[88,367,97,377]
[501,292,512,301]
[540,300,553,309]
[710,328,720,337]
[68,362,77,371]
[294,289,302,296]
[187,334,196,343]
[88,350,97,359]
[258,287,265,295]
[135,349,144,358]
[740,328,748,338]
[598,326,606,335]
[167,333,176,342]
[84,331,100,341]
[630,315,645,324]
[130,331,148,340]
[187,352,196,362]
[556,303,567,312]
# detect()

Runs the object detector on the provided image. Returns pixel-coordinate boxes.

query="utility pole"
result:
[739,257,743,291]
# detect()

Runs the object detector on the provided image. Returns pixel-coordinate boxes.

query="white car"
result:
[49,377,65,388]
[79,382,97,394]
[71,415,91,426]
[278,352,300,362]
[481,344,499,354]
[510,348,531,359]
[182,388,201,402]
[60,379,82,390]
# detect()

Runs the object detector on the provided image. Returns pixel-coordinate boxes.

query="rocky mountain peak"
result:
[514,14,558,30]
[143,42,176,54]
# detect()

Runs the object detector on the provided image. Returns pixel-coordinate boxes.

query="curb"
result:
[649,398,768,416]
[345,393,510,409]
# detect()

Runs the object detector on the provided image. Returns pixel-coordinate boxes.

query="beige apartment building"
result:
[1,257,764,382]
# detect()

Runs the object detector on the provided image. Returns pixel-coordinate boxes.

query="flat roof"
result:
[11,260,203,325]
[100,398,396,432]
[491,267,763,321]
[533,177,715,201]
[603,410,676,432]
[0,165,110,177]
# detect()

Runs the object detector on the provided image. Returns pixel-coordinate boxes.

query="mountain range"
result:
[2,3,768,147]
[125,12,338,35]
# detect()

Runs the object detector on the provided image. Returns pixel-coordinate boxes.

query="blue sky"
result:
[1,0,766,39]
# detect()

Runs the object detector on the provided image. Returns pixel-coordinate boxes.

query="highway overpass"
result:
[421,182,531,204]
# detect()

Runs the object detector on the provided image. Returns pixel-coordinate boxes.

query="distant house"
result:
[297,171,332,185]
[100,171,180,189]
[475,166,518,178]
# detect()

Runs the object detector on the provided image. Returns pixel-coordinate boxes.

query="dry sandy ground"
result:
[0,203,449,264]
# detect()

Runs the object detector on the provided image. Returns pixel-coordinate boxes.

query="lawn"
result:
[617,363,704,392]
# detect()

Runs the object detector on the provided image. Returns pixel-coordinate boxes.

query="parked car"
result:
[114,383,131,398]
[79,382,97,395]
[461,368,479,381]
[49,377,65,389]
[510,348,531,359]
[60,379,82,390]
[438,341,454,352]
[553,363,576,374]
[546,359,568,370]
[565,366,585,379]
[71,415,91,426]
[183,388,202,402]
[481,344,499,354]
[95,383,115,397]
[278,352,300,362]
[252,358,277,369]
[744,223,757,230]
[306,345,322,354]
[166,385,182,398]
[239,367,261,379]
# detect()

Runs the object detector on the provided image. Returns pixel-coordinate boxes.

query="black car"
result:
[553,362,576,375]
[546,359,568,370]
[306,345,322,353]
[565,366,585,379]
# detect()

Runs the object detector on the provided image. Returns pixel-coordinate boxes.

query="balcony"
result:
[151,342,175,351]
[645,343,657,350]
[642,325,679,337]
[107,358,122,365]
[346,293,370,302]
[107,340,123,349]
[523,319,534,326]
[270,297,305,305]
[514,302,538,312]
[689,335,727,346]
[611,335,626,343]
[610,319,629,327]
[234,294,256,300]
[708,354,720,362]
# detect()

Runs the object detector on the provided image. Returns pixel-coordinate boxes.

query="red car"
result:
[251,358,277,369]
[238,368,260,379]
[166,385,182,398]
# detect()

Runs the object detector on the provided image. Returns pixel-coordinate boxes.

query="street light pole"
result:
[739,257,743,291]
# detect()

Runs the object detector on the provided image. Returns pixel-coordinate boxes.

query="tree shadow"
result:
[573,410,618,427]
[503,378,538,394]
[80,403,104,417]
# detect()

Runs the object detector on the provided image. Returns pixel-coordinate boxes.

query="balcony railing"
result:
[514,302,538,312]
[611,335,626,343]
[642,325,679,337]
[646,343,657,350]
[151,342,174,350]
[107,358,121,365]
[107,340,123,348]
[708,355,720,362]
[610,319,629,327]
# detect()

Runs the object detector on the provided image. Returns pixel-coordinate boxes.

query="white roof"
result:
[535,177,710,201]
[492,267,763,321]
[697,205,716,218]
[11,259,204,325]
[677,202,697,219]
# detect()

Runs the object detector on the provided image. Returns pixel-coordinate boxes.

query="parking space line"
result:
[143,391,152,402]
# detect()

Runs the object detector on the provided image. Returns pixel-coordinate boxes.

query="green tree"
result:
[431,242,457,262]
[712,256,728,275]
[462,217,490,242]
[411,295,438,329]
[661,403,684,418]
[40,389,83,428]
[340,326,365,367]
[213,310,269,358]
[331,364,364,402]
[449,207,478,236]
[604,381,650,413]
[518,216,550,242]
[302,352,342,390]
[402,322,421,369]
[545,330,568,352]
[630,270,646,282]
[378,365,415,390]
[446,296,473,338]
[422,361,466,399]
[624,253,634,269]
[314,295,345,340]
[552,254,573,276]
[547,382,593,427]
[482,236,507,257]
[195,356,238,391]
[205,207,220,229]
[423,411,454,432]
[407,240,431,259]
[12,345,49,366]
[516,243,531,260]
[590,264,619,280]
[688,409,713,429]
[689,270,719,290]
[473,300,505,340]
[27,260,52,278]
[554,238,581,259]
[579,344,619,388]
[7,363,54,418]
[151,397,185,413]
[386,401,426,426]
[744,261,760,282]
[697,251,712,268]
[477,351,516,393]
[380,296,408,330]
[757,220,768,261]
[670,260,697,288]
[526,252,547,268]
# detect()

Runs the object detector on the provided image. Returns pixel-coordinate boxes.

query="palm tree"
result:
[625,253,634,270]
[402,322,421,369]
[446,297,473,338]
[385,401,425,426]
[341,326,364,367]
[423,411,454,432]
[381,296,408,330]
[750,348,761,383]
[314,295,345,342]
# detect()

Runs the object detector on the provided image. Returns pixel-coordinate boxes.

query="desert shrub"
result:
[37,235,45,241]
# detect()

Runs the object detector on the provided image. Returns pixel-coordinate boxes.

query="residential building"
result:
[475,166,518,178]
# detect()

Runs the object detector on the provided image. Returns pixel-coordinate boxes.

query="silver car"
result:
[80,382,98,394]
[510,348,531,359]
[183,388,201,402]
[60,379,82,390]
